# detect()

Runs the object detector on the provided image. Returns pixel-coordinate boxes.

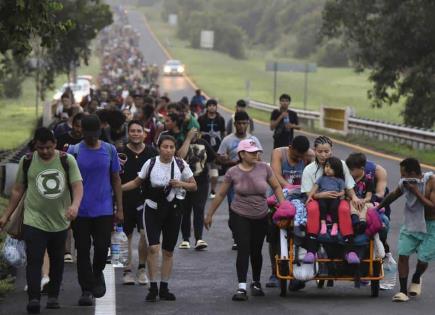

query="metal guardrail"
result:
[248,100,435,149]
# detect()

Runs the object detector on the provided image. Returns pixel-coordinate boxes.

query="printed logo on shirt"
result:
[283,170,302,185]
[36,169,65,199]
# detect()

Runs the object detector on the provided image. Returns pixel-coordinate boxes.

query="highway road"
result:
[1,7,434,315]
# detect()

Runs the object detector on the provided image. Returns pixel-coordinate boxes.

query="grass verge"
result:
[139,5,434,166]
[0,54,100,150]
[140,5,405,124]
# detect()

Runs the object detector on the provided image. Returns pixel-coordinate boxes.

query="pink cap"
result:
[237,139,262,153]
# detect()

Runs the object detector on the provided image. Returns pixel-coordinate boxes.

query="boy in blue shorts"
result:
[376,158,435,302]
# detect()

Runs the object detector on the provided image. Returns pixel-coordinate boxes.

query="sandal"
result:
[392,292,409,302]
[409,279,422,297]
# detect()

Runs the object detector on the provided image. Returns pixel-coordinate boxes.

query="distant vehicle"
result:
[163,59,184,76]
[52,80,91,103]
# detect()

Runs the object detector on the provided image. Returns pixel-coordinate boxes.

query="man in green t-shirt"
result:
[0,127,83,314]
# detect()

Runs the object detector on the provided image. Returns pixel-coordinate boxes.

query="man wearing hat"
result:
[68,114,123,306]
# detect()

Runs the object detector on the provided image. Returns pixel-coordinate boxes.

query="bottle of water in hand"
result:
[111,225,129,267]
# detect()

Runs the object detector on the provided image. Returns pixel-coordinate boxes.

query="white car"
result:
[163,59,184,76]
[52,80,91,103]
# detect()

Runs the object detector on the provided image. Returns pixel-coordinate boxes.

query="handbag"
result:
[4,193,26,240]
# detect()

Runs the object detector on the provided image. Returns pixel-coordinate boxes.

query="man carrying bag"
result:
[0,127,83,314]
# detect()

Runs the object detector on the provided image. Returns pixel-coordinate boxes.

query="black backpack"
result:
[142,157,185,200]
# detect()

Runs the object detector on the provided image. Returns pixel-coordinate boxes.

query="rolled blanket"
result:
[365,207,383,237]
[273,200,296,223]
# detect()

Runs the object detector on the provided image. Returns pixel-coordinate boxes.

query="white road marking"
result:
[95,264,116,315]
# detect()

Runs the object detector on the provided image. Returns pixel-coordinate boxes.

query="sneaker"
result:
[64,253,73,263]
[209,192,216,199]
[232,243,238,251]
[136,268,149,286]
[195,240,208,251]
[146,288,158,302]
[232,289,248,301]
[250,282,265,296]
[303,252,316,263]
[179,241,190,249]
[123,270,135,285]
[92,272,106,298]
[345,251,360,264]
[26,299,40,314]
[265,275,279,288]
[78,291,93,306]
[46,297,60,309]
[159,288,176,301]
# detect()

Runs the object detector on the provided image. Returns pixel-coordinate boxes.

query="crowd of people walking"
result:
[0,8,434,315]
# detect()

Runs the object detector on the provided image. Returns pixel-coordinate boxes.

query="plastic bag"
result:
[1,235,27,268]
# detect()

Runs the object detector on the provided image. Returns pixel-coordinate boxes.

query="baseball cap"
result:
[81,114,102,138]
[237,139,262,153]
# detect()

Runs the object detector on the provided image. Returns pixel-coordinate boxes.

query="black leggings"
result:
[230,210,268,283]
[72,215,113,292]
[23,225,67,300]
[181,176,209,242]
[318,198,340,223]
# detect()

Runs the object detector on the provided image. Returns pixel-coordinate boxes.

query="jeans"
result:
[71,215,113,292]
[23,225,67,300]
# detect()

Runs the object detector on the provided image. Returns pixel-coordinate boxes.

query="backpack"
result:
[23,151,71,193]
[185,143,207,177]
[142,156,185,199]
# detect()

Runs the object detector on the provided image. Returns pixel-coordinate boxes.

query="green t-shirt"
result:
[16,151,82,232]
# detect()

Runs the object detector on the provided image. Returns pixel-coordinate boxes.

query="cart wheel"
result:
[280,279,287,297]
[316,280,325,289]
[371,280,379,297]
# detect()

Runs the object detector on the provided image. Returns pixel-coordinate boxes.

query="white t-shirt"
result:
[138,156,193,206]
[301,160,355,193]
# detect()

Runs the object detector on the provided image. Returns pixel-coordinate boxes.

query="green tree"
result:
[323,0,435,128]
[46,0,113,82]
[0,0,66,56]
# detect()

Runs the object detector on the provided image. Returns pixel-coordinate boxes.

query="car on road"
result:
[163,59,185,76]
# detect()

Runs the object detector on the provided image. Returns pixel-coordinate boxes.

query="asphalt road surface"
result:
[1,7,434,315]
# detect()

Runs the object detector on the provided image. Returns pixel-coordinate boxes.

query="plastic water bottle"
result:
[283,116,289,125]
[380,252,397,290]
[111,226,128,268]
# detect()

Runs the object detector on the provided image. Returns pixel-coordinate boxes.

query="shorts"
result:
[208,162,219,178]
[398,221,435,262]
[123,203,144,236]
[143,199,182,252]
